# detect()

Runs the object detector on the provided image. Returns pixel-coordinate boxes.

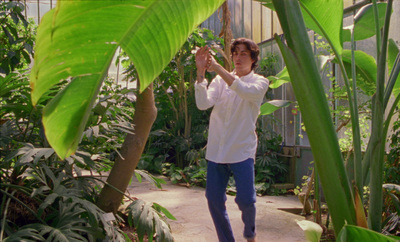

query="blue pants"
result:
[206,158,256,242]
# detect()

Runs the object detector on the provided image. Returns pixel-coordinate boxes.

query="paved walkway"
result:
[126,176,306,242]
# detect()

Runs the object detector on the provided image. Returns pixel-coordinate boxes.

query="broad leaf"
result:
[268,67,290,89]
[152,202,177,220]
[300,0,343,56]
[134,169,166,189]
[260,100,290,115]
[337,225,398,242]
[127,199,173,242]
[268,77,289,89]
[272,0,356,235]
[255,0,275,10]
[388,39,400,99]
[340,50,377,96]
[256,0,345,56]
[267,56,329,89]
[296,220,323,242]
[30,0,225,159]
[343,3,388,42]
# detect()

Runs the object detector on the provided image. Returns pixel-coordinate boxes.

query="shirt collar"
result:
[233,70,254,81]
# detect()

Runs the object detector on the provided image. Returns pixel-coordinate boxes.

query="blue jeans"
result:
[206,158,256,242]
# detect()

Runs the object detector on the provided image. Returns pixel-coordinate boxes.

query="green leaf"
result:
[343,3,388,42]
[337,225,398,242]
[3,227,45,241]
[296,220,323,242]
[388,39,400,99]
[383,183,400,194]
[300,0,343,56]
[30,0,225,159]
[268,67,290,89]
[272,0,356,235]
[254,0,275,10]
[135,169,166,189]
[127,199,173,242]
[268,77,289,89]
[340,50,377,96]
[152,202,177,220]
[260,100,290,115]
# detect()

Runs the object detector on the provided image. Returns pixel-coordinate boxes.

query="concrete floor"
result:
[125,176,307,242]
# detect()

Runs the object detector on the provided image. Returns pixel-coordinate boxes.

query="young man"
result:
[194,38,269,242]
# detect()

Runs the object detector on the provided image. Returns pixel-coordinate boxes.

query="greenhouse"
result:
[1,0,399,241]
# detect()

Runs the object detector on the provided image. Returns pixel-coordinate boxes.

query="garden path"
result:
[126,176,307,242]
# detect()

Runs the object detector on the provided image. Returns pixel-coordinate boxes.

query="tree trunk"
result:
[97,83,157,214]
[221,2,232,72]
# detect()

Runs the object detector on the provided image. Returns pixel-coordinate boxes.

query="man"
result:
[194,38,269,242]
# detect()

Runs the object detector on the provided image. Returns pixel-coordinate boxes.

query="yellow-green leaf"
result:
[30,0,225,159]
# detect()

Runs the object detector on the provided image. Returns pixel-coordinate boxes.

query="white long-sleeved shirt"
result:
[195,71,269,164]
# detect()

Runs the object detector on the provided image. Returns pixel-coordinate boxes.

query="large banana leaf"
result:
[30,0,224,159]
[257,0,343,55]
[300,0,343,55]
[260,100,290,116]
[337,225,398,242]
[388,39,400,100]
[272,0,356,236]
[340,50,377,96]
[342,3,387,42]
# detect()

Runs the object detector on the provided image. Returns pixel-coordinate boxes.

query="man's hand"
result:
[195,46,210,71]
[195,46,234,86]
[195,46,211,82]
[206,54,218,73]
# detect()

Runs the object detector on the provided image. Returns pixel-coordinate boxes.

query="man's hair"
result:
[230,38,260,70]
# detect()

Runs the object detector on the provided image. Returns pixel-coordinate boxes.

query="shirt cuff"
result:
[195,80,208,89]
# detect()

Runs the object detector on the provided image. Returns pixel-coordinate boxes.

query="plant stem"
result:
[368,0,393,232]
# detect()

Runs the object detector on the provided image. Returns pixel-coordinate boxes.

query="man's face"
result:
[232,44,254,75]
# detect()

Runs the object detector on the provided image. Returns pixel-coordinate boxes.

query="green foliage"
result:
[137,28,221,173]
[80,77,136,172]
[337,225,398,242]
[385,117,400,185]
[256,52,279,77]
[382,184,400,237]
[1,158,124,241]
[126,199,175,242]
[29,0,225,159]
[296,220,323,242]
[163,159,208,187]
[134,170,167,190]
[255,123,287,195]
[265,0,400,236]
[0,1,35,74]
[0,48,171,242]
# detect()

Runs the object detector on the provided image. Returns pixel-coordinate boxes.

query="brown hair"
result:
[230,38,260,70]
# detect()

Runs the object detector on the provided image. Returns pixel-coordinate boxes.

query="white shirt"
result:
[195,71,269,164]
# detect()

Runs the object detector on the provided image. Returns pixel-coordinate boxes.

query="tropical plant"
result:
[254,122,288,195]
[126,199,176,242]
[257,0,399,240]
[29,0,226,215]
[1,70,177,241]
[0,1,35,74]
[139,28,220,171]
[384,116,400,186]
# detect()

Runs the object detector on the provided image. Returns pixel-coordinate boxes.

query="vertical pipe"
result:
[250,0,253,40]
[241,0,244,36]
[24,0,27,18]
[260,2,263,42]
[37,0,40,23]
